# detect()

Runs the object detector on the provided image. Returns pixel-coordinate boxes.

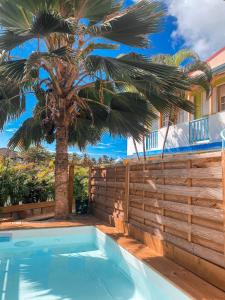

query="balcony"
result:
[189,117,209,144]
[128,112,225,156]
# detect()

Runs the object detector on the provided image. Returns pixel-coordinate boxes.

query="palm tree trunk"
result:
[142,134,146,161]
[55,124,69,218]
[68,163,75,214]
[133,138,140,160]
[161,108,173,160]
[161,120,170,159]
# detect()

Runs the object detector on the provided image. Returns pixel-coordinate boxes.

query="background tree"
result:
[21,146,53,164]
[0,0,193,218]
[152,49,212,158]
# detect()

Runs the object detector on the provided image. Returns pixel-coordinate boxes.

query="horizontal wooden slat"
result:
[130,166,222,179]
[130,207,224,244]
[165,232,225,268]
[129,196,224,222]
[0,201,55,213]
[92,180,125,188]
[129,183,223,200]
[128,151,222,165]
[129,220,225,268]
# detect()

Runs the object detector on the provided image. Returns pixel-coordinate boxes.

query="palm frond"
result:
[0,0,33,33]
[186,61,212,96]
[151,54,173,65]
[71,0,123,24]
[8,117,43,150]
[0,59,27,82]
[152,49,200,67]
[151,49,212,100]
[189,74,211,96]
[32,11,74,36]
[0,78,25,129]
[86,54,190,91]
[78,86,155,142]
[0,47,73,83]
[0,31,32,52]
[68,120,102,150]
[185,60,212,81]
[81,42,119,57]
[173,49,199,67]
[91,0,165,47]
[0,10,74,51]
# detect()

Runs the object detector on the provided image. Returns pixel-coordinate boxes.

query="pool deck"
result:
[0,215,225,300]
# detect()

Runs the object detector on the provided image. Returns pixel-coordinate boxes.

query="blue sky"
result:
[1,0,225,158]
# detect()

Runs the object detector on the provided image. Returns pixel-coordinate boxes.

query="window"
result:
[217,84,225,112]
[221,96,225,111]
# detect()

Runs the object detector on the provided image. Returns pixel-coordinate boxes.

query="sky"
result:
[1,0,225,158]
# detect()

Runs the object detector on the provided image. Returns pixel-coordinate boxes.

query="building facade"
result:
[127,47,225,157]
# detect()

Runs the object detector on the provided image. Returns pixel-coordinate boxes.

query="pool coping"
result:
[0,215,225,300]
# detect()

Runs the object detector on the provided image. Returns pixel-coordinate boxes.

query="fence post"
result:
[68,163,75,214]
[222,151,225,264]
[88,167,91,203]
[187,160,192,243]
[124,161,130,232]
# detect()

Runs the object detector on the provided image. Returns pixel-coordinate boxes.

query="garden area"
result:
[0,146,103,218]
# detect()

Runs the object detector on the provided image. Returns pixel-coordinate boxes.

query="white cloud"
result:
[95,146,108,149]
[166,0,225,58]
[5,128,16,133]
[98,142,110,146]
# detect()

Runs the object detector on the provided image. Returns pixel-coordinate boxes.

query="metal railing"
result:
[146,130,158,150]
[189,117,209,144]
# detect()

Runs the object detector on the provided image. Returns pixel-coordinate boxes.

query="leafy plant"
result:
[0,158,54,207]
[73,167,89,215]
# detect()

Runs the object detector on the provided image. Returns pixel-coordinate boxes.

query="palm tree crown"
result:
[0,0,193,217]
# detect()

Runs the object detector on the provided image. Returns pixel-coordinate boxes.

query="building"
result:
[127,47,225,157]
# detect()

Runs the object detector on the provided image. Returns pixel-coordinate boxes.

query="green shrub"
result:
[0,157,90,213]
[74,167,89,214]
[0,158,54,207]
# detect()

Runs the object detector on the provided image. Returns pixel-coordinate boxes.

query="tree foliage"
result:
[0,155,54,207]
[0,0,194,150]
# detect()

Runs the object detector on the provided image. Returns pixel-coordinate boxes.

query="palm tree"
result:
[152,49,212,158]
[0,0,193,218]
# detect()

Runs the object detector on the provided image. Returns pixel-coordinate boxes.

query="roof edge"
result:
[206,46,225,63]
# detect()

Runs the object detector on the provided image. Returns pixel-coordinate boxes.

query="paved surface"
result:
[0,215,224,300]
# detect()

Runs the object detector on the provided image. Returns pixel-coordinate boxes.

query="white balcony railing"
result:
[146,130,158,150]
[189,117,209,144]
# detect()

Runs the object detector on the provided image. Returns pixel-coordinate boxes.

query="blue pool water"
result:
[0,227,190,300]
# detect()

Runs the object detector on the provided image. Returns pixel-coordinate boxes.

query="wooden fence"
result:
[90,151,225,291]
[0,201,55,221]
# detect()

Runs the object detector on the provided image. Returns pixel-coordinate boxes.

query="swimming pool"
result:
[0,226,191,300]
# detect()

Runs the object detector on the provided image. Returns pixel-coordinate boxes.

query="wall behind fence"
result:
[90,152,225,291]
